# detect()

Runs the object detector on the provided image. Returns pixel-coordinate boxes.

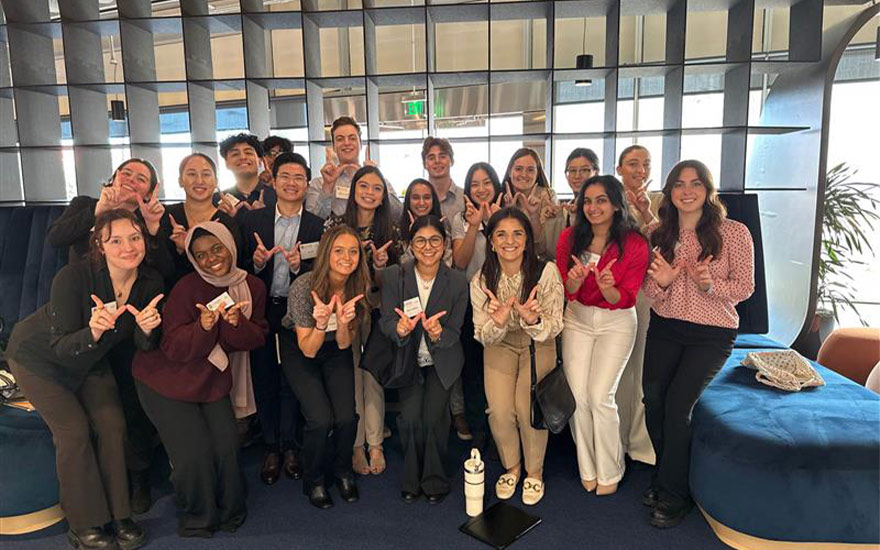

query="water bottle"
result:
[464,448,485,517]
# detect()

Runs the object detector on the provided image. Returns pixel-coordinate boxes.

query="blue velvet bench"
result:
[691,342,880,549]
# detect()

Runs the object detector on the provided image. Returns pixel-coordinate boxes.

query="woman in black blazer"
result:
[379,215,469,503]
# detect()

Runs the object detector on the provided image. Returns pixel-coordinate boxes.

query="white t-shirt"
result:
[414,268,436,367]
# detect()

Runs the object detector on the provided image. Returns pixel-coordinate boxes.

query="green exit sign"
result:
[405,100,425,117]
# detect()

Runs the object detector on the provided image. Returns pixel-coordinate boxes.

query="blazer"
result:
[237,204,325,297]
[379,261,469,390]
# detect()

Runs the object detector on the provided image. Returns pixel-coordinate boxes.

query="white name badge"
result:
[335,185,351,200]
[299,241,319,260]
[403,297,423,318]
[580,252,601,266]
[224,194,241,207]
[206,291,235,312]
[326,313,338,332]
[91,301,118,315]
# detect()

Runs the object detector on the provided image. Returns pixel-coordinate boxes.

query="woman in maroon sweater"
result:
[133,221,267,537]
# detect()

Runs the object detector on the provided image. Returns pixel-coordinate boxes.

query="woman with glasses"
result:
[501,148,558,260]
[543,148,601,259]
[379,215,468,503]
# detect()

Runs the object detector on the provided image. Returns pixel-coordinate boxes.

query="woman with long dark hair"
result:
[501,148,558,258]
[6,210,164,550]
[280,224,371,509]
[325,165,403,476]
[543,148,600,258]
[399,178,452,266]
[133,222,267,537]
[471,208,564,506]
[641,160,754,527]
[380,215,468,503]
[556,175,649,496]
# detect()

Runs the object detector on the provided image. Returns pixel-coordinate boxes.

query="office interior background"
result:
[0,0,877,342]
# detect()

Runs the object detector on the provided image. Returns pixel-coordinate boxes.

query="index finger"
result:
[195,303,210,313]
[465,195,475,209]
[257,189,265,203]
[428,310,447,323]
[394,307,408,320]
[169,214,182,229]
[311,291,326,307]
[324,146,335,165]
[570,255,585,268]
[527,285,538,303]
[254,232,266,250]
[483,287,499,303]
[364,143,371,162]
[702,254,714,265]
[345,294,365,307]
[146,293,165,309]
[90,294,105,309]
[603,258,617,271]
[377,240,393,253]
[494,192,504,207]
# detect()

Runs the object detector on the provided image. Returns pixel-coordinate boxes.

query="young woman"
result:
[161,153,243,283]
[556,176,649,496]
[6,210,164,550]
[398,178,452,267]
[325,165,403,475]
[379,216,468,503]
[470,208,564,506]
[642,160,754,527]
[543,148,600,259]
[133,222,266,537]
[501,148,557,259]
[280,224,371,509]
[615,145,661,467]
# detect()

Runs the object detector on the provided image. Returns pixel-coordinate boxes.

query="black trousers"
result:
[280,338,357,488]
[460,303,488,436]
[642,312,736,506]
[108,345,158,473]
[136,382,246,536]
[251,298,300,452]
[397,365,452,496]
[9,361,129,531]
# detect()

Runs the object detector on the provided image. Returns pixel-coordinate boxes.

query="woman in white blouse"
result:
[470,208,564,506]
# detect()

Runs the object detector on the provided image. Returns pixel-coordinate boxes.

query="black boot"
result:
[336,476,359,503]
[129,470,151,515]
[67,527,118,550]
[107,518,146,550]
[305,483,334,509]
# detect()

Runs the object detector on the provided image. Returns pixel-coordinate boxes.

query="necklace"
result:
[414,269,435,291]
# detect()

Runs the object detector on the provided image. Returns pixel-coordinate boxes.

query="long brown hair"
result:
[310,224,372,327]
[89,209,149,264]
[480,208,545,305]
[651,160,727,263]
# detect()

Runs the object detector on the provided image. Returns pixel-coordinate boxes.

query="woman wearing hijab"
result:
[133,222,268,537]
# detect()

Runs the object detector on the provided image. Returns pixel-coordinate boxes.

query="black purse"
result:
[529,336,575,434]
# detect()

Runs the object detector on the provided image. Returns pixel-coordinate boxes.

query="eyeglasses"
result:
[565,167,595,177]
[512,166,537,175]
[412,236,444,250]
[276,174,308,184]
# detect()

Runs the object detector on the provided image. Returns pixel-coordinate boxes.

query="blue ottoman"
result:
[691,347,880,549]
[0,406,64,534]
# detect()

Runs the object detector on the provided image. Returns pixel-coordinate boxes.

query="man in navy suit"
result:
[239,152,325,485]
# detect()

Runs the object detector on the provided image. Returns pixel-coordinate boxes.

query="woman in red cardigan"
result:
[133,221,268,537]
[556,175,649,497]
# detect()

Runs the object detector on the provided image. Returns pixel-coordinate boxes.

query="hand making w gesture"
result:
[89,295,129,342]
[125,294,165,336]
[311,291,337,330]
[647,247,683,289]
[513,285,541,326]
[484,288,516,329]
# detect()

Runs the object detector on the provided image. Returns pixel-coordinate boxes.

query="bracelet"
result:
[315,324,327,331]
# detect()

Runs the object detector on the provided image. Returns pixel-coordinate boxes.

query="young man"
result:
[422,136,465,224]
[238,152,324,486]
[305,116,401,219]
[261,135,293,186]
[216,133,277,215]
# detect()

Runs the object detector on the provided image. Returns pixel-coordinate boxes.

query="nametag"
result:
[224,194,241,207]
[206,292,235,312]
[403,297,423,317]
[326,313,338,332]
[300,241,319,260]
[580,252,601,266]
[335,185,350,200]
[91,301,118,315]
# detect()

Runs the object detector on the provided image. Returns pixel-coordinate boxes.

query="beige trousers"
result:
[483,329,554,477]
[353,318,385,449]
[615,291,656,465]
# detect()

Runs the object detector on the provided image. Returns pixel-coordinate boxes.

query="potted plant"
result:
[814,162,880,341]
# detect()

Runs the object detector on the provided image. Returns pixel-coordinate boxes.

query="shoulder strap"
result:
[529,339,537,387]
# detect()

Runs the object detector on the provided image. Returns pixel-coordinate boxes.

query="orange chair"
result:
[817,327,880,386]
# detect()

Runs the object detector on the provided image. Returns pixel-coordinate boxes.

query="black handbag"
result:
[529,336,575,434]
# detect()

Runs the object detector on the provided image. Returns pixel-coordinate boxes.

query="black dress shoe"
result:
[336,477,359,503]
[260,451,281,485]
[400,491,420,504]
[108,518,146,550]
[129,469,152,515]
[426,492,448,505]
[67,527,118,550]
[307,484,334,509]
[641,487,659,508]
[282,449,302,480]
[650,501,694,529]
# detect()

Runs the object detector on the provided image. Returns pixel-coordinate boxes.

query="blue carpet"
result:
[3,426,730,550]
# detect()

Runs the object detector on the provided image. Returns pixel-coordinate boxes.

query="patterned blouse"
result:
[470,262,565,346]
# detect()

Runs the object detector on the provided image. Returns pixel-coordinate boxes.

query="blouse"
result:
[470,262,564,346]
[643,218,754,329]
[556,228,649,310]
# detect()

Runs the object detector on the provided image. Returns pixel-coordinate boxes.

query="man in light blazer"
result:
[239,152,325,486]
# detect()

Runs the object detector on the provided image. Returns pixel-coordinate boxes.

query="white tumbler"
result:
[464,448,485,517]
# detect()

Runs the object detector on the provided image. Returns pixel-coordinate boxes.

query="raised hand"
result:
[336,294,364,327]
[253,232,282,270]
[281,241,302,272]
[422,310,447,342]
[311,291,337,329]
[250,189,266,211]
[320,147,344,192]
[220,301,250,328]
[523,186,543,217]
[95,186,134,216]
[408,211,417,230]
[168,214,187,254]
[687,254,714,292]
[218,192,246,217]
[89,294,128,342]
[486,193,504,220]
[541,195,561,220]
[394,307,421,338]
[513,286,541,326]
[647,247,683,289]
[137,189,165,235]
[363,143,378,168]
[593,258,617,291]
[125,293,164,335]
[567,255,591,286]
[195,303,221,331]
[625,180,652,215]
[370,240,393,269]
[484,288,515,329]
[464,196,482,227]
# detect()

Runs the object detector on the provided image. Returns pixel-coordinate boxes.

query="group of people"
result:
[4,114,755,550]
